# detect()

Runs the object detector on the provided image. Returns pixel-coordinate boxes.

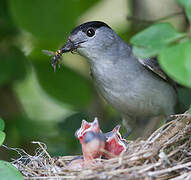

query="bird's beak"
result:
[51,40,84,71]
[60,39,86,53]
[59,40,77,53]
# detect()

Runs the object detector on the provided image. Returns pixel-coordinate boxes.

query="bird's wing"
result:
[137,57,181,91]
[137,57,168,81]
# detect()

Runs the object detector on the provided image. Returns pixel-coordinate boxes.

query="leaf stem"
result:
[127,12,184,24]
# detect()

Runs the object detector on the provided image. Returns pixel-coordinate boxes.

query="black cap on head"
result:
[70,21,111,35]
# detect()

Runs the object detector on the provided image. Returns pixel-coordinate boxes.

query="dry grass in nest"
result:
[11,112,191,179]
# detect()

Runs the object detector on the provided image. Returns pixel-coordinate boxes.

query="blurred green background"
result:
[0,0,190,160]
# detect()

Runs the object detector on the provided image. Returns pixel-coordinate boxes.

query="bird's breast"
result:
[90,59,177,118]
[91,60,138,113]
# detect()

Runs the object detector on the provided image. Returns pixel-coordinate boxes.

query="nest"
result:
[12,112,191,180]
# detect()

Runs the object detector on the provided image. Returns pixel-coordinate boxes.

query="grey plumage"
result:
[52,21,177,133]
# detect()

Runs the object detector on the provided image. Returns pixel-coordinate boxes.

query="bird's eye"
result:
[86,28,95,37]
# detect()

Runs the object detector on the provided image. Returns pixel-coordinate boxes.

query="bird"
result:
[104,125,127,159]
[75,118,106,163]
[48,21,177,136]
[82,131,106,161]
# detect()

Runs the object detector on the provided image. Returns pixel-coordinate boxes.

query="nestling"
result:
[75,118,105,161]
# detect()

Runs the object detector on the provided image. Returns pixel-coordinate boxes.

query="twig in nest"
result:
[31,141,52,160]
[148,161,191,177]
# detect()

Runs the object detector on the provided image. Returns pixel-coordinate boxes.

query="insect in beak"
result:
[43,40,85,71]
[42,41,75,71]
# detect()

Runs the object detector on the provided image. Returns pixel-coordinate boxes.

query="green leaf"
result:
[176,0,188,6]
[131,23,184,47]
[176,0,191,23]
[159,39,191,88]
[0,118,5,131]
[9,0,99,45]
[33,60,93,108]
[0,46,27,86]
[0,160,24,180]
[130,23,185,58]
[0,131,6,146]
[132,46,165,59]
